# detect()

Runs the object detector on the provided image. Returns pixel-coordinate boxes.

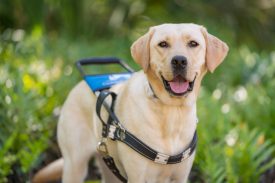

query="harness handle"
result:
[76,57,134,77]
[96,91,123,137]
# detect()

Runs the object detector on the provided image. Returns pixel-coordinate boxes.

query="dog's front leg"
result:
[58,118,96,183]
[62,156,89,183]
[58,120,95,183]
[58,116,96,183]
[57,82,98,183]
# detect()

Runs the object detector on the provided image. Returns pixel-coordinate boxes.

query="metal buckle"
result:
[108,125,116,139]
[97,139,109,156]
[154,153,169,164]
[117,122,126,133]
[182,148,191,161]
[116,128,126,140]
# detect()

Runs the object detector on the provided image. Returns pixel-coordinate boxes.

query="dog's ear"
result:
[131,28,154,72]
[201,27,229,73]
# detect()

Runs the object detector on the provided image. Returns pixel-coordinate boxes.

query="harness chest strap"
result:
[107,124,197,164]
[96,91,198,182]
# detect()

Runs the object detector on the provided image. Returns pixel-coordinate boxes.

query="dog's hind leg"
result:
[32,158,64,183]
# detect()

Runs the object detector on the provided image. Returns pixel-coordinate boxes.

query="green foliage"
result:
[0,28,53,181]
[1,0,275,49]
[193,47,275,182]
[196,99,275,182]
[0,28,78,182]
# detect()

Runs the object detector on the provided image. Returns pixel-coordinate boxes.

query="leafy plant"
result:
[195,85,275,183]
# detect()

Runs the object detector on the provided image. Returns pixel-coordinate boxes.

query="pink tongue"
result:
[168,77,189,94]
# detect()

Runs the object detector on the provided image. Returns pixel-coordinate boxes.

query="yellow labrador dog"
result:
[33,23,228,183]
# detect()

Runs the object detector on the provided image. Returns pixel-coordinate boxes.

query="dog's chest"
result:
[139,105,196,154]
[115,102,196,183]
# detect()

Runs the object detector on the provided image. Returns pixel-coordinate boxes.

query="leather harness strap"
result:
[102,156,128,183]
[95,90,198,182]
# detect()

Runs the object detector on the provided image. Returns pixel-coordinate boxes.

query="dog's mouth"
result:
[161,74,197,96]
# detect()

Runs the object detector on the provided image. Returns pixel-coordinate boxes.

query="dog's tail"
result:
[32,158,63,183]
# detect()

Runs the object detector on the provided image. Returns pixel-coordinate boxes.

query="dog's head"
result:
[131,23,229,105]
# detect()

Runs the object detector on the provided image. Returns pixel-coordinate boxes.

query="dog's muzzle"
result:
[161,74,196,96]
[160,55,196,96]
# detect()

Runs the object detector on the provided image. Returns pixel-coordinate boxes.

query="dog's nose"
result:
[171,55,187,69]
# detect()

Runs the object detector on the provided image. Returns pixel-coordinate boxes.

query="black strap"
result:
[96,91,118,125]
[112,125,197,164]
[96,91,128,182]
[96,91,119,137]
[103,156,127,183]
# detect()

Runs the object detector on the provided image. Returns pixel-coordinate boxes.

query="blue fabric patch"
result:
[84,73,132,92]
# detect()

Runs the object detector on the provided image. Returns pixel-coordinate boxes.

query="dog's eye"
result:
[188,41,199,48]
[158,41,169,48]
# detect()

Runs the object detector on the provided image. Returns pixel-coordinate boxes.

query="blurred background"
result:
[0,0,275,182]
